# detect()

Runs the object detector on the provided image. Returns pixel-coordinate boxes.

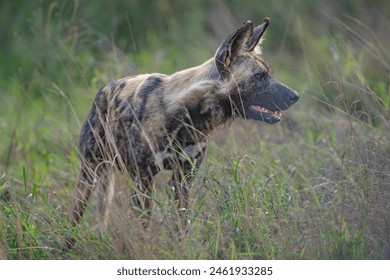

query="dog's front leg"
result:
[169,167,193,222]
[168,155,201,216]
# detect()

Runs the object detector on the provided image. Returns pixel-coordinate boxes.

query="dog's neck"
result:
[167,58,220,86]
[164,59,235,137]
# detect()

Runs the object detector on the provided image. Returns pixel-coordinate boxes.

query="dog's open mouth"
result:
[249,104,281,123]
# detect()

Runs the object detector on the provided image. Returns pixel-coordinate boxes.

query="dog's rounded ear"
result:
[247,17,270,54]
[215,20,254,80]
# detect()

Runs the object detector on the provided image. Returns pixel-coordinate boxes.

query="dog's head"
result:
[215,18,299,124]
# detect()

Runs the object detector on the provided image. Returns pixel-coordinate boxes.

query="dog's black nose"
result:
[290,91,300,103]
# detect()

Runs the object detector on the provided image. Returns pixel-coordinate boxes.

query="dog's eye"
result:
[255,73,266,81]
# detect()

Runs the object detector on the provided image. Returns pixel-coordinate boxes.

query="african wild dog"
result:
[70,18,299,236]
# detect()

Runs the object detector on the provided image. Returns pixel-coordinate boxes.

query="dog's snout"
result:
[289,91,300,103]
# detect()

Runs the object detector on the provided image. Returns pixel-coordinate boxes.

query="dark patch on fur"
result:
[119,81,126,90]
[136,76,163,122]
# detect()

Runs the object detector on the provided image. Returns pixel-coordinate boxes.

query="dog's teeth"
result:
[251,105,280,118]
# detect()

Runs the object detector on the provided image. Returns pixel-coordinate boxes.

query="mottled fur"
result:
[70,18,299,240]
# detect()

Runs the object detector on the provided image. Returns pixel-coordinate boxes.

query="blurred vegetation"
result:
[0,0,389,259]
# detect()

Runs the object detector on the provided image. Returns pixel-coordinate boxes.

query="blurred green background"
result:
[1,0,389,119]
[0,0,389,259]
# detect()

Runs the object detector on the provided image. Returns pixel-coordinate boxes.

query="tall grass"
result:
[0,0,389,259]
